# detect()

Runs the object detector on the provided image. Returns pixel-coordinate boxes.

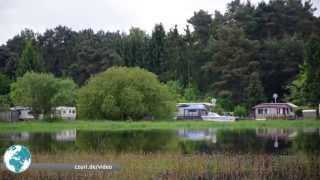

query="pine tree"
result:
[147,24,166,79]
[16,40,43,77]
[164,25,181,81]
[187,9,212,47]
[204,25,259,104]
[246,72,265,108]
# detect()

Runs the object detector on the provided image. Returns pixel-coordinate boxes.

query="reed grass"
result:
[1,152,320,180]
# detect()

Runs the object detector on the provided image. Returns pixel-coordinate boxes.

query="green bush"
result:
[0,95,11,111]
[295,108,303,118]
[216,96,235,112]
[234,105,247,118]
[77,67,176,120]
[166,80,186,102]
[10,72,77,118]
[184,84,199,101]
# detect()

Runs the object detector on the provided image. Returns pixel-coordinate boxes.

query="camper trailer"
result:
[10,106,34,120]
[55,106,76,120]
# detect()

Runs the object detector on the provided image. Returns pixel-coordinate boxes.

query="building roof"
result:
[253,103,298,109]
[302,109,316,112]
[182,104,207,110]
[10,106,31,111]
[56,106,76,110]
[177,102,213,107]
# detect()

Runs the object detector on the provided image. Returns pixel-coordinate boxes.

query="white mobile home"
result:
[55,106,76,120]
[302,109,317,119]
[253,103,297,120]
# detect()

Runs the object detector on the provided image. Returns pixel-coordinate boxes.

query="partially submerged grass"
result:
[1,152,320,179]
[0,119,320,132]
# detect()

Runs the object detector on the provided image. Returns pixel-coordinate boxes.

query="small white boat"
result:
[201,112,237,122]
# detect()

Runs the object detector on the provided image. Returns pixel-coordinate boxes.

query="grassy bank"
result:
[1,152,320,179]
[0,119,319,132]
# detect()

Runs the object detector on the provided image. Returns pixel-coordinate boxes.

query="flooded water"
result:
[1,128,320,155]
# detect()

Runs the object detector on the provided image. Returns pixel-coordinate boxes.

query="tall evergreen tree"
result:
[0,73,11,95]
[180,25,195,87]
[246,72,265,108]
[164,25,182,81]
[147,24,166,79]
[63,29,124,85]
[303,35,320,116]
[16,40,43,77]
[38,26,77,77]
[187,10,212,47]
[121,27,149,67]
[204,25,259,104]
[259,36,304,99]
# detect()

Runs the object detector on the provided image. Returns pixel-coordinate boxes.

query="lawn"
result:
[0,119,319,132]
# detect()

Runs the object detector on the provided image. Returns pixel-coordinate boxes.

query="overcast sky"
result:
[0,0,319,44]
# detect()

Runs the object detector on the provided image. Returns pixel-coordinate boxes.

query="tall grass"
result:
[1,152,319,179]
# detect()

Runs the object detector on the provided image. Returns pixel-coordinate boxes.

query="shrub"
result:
[184,84,199,101]
[0,95,11,111]
[295,108,303,118]
[77,67,176,120]
[166,80,185,102]
[10,72,77,118]
[234,105,247,117]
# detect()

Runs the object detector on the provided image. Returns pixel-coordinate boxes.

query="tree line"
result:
[1,0,320,113]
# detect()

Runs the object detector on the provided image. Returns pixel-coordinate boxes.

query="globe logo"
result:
[3,145,32,173]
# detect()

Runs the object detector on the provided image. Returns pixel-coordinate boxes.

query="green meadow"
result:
[0,119,319,132]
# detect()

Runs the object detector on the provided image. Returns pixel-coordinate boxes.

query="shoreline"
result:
[0,119,319,132]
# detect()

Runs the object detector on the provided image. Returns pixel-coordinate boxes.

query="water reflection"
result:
[178,129,217,143]
[0,132,30,141]
[0,128,320,155]
[53,130,76,141]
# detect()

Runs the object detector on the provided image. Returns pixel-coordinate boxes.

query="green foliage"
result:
[216,97,235,112]
[213,104,225,115]
[246,72,265,108]
[39,26,77,77]
[68,29,124,85]
[0,73,11,95]
[10,72,77,118]
[16,40,43,77]
[147,24,167,79]
[187,10,212,46]
[0,95,11,111]
[286,35,320,118]
[51,79,78,106]
[166,80,185,102]
[303,35,320,108]
[233,105,247,117]
[163,26,182,81]
[286,65,307,105]
[184,84,199,101]
[77,67,176,120]
[259,36,304,99]
[204,24,259,104]
[0,0,319,111]
[120,27,149,67]
[294,108,303,118]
